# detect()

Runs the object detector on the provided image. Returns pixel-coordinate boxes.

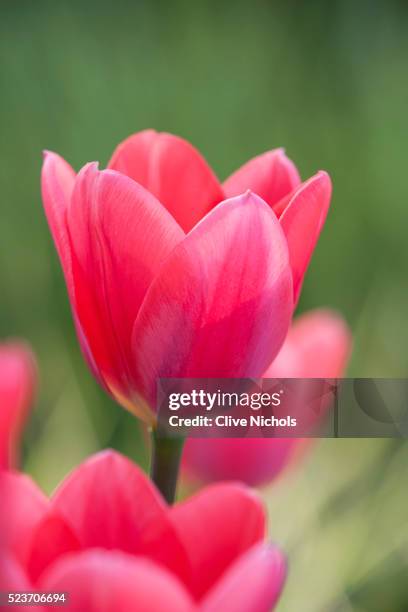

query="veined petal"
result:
[279,171,332,304]
[202,543,286,612]
[223,149,301,210]
[170,483,265,599]
[66,164,184,406]
[132,192,293,408]
[50,451,190,585]
[108,130,224,231]
[40,550,195,612]
[41,152,107,391]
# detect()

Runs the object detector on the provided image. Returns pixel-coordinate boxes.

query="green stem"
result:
[150,431,185,504]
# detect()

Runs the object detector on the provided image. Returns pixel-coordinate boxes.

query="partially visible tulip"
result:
[264,309,352,379]
[183,309,352,486]
[41,131,331,424]
[0,451,287,611]
[0,343,35,471]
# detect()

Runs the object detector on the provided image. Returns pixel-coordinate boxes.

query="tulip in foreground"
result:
[183,309,352,486]
[41,130,332,425]
[0,451,286,611]
[0,347,287,611]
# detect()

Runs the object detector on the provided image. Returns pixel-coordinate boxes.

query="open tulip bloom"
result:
[41,130,332,428]
[0,346,286,611]
[0,454,286,612]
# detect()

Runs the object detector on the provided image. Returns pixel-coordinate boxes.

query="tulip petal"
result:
[41,152,110,392]
[0,555,34,611]
[170,483,265,599]
[0,344,35,470]
[132,192,293,407]
[202,543,286,612]
[40,550,195,612]
[108,130,224,232]
[27,513,81,583]
[41,151,76,298]
[267,308,352,378]
[223,149,301,210]
[279,171,332,304]
[50,451,190,585]
[66,164,184,410]
[0,472,48,566]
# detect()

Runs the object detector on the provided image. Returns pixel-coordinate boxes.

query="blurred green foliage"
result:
[0,1,407,609]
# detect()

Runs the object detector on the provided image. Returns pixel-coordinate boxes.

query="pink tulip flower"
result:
[41,130,331,424]
[183,309,352,486]
[0,451,286,611]
[0,342,35,471]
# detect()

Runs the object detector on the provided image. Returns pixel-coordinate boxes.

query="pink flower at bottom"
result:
[0,342,286,610]
[183,309,352,487]
[0,452,286,611]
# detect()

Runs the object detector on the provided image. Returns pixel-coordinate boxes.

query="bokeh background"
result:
[1,1,408,610]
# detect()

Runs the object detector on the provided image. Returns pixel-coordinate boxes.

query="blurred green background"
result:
[1,0,407,610]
